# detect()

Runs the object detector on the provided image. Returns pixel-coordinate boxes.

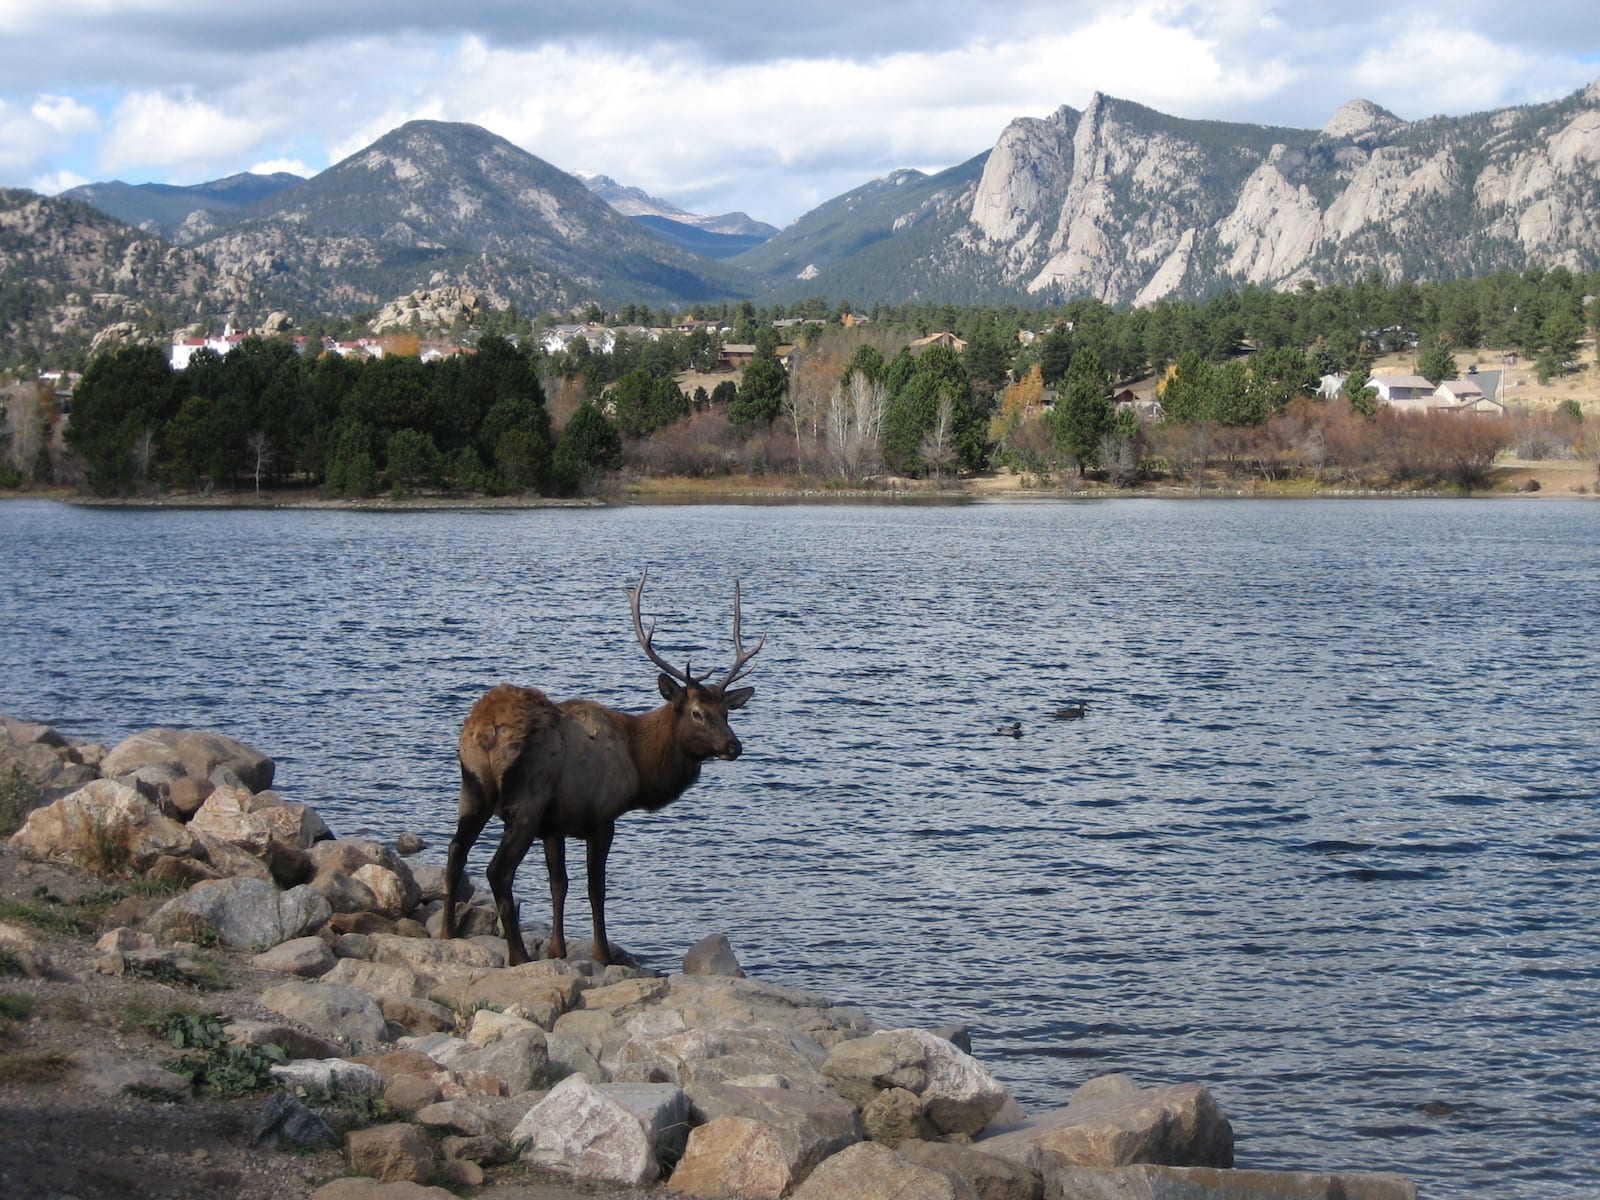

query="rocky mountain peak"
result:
[1321,99,1402,141]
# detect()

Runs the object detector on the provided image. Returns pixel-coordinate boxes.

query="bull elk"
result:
[442,568,764,966]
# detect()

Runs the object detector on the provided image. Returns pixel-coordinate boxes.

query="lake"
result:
[2,496,1597,1197]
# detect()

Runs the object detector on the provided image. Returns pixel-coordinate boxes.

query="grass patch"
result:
[0,887,99,937]
[0,991,34,1021]
[0,1048,73,1084]
[0,948,23,978]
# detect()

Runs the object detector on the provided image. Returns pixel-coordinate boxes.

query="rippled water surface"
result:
[4,497,1598,1196]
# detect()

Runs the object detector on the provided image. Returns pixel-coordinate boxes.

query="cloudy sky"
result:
[3,1,1598,228]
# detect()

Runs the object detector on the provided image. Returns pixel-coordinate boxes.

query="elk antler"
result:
[719,580,766,689]
[630,567,695,685]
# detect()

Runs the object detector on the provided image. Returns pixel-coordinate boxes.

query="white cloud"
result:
[248,157,311,178]
[31,95,99,137]
[2,3,1598,222]
[32,169,91,195]
[102,90,274,179]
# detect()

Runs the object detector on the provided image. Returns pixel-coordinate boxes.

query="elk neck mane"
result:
[628,701,703,810]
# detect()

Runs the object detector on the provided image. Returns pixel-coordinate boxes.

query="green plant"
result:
[159,1011,286,1096]
[0,949,21,979]
[0,992,33,1021]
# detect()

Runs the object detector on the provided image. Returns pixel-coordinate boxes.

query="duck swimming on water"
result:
[1052,703,1088,720]
[994,721,1023,738]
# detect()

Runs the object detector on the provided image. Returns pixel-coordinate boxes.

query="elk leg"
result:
[543,835,569,959]
[442,776,492,940]
[586,826,615,966]
[486,814,541,967]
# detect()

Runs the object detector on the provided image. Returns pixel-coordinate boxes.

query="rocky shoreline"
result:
[2,714,1419,1200]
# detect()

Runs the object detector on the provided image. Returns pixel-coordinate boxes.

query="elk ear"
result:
[723,686,754,710]
[659,674,684,703]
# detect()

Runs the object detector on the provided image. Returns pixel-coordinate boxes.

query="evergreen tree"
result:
[551,401,622,495]
[1049,349,1113,473]
[729,354,787,433]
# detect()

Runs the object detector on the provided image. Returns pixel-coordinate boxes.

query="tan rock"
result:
[9,779,200,873]
[978,1082,1232,1171]
[790,1140,979,1200]
[354,864,411,919]
[668,1117,793,1198]
[898,1140,1044,1200]
[344,1123,437,1184]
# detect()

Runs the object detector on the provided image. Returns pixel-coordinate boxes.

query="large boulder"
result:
[668,1117,794,1199]
[259,980,391,1047]
[683,933,746,978]
[344,1122,437,1185]
[188,785,277,854]
[898,1141,1044,1200]
[102,727,274,792]
[822,1027,1015,1137]
[511,1074,664,1187]
[978,1082,1233,1171]
[789,1140,979,1200]
[147,876,330,951]
[9,779,199,871]
[686,1081,863,1186]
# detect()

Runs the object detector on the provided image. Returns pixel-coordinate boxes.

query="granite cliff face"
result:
[942,78,1600,305]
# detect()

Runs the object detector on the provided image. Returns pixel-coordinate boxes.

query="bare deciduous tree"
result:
[822,372,888,482]
[247,431,272,494]
[920,393,957,486]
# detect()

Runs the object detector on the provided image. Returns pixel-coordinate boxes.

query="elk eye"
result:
[691,709,706,723]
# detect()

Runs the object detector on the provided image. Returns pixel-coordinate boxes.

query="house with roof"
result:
[909,332,968,352]
[1433,378,1506,416]
[1368,374,1436,409]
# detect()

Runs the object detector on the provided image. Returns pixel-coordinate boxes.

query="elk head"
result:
[630,567,763,762]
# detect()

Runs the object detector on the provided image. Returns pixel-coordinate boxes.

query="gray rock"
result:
[251,1091,340,1149]
[683,932,746,977]
[147,876,330,951]
[415,1098,496,1137]
[604,1082,691,1173]
[74,1049,191,1101]
[259,980,391,1048]
[253,935,336,977]
[512,1073,661,1186]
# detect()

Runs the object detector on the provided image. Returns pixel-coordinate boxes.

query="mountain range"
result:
[5,75,1600,367]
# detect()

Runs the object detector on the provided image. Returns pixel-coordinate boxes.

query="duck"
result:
[1051,703,1088,720]
[994,721,1023,738]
